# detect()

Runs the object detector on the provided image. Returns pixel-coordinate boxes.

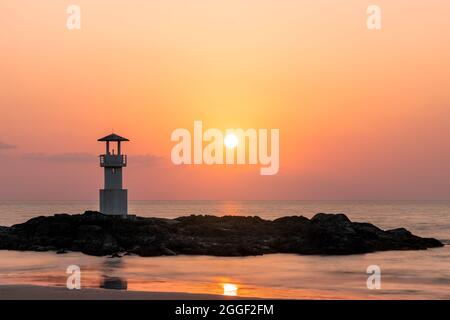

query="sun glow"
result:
[223,283,238,296]
[224,134,239,149]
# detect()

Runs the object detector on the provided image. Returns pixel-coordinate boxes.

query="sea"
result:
[0,200,449,299]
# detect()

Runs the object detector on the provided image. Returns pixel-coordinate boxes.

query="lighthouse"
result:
[98,133,129,215]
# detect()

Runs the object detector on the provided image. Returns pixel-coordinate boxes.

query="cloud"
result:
[128,154,165,167]
[22,152,96,163]
[0,141,16,150]
[20,152,164,166]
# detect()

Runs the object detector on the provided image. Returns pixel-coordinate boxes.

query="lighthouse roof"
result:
[98,133,130,142]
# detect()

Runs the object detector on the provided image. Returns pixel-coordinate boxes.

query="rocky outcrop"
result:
[0,211,443,257]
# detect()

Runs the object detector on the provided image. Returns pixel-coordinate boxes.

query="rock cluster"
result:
[0,211,443,257]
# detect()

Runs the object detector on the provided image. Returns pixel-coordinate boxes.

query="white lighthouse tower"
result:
[98,133,129,216]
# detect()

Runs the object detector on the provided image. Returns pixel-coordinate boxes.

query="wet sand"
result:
[0,285,240,300]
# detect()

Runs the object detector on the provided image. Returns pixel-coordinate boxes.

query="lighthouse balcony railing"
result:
[99,154,127,167]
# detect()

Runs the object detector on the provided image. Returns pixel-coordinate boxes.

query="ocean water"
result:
[0,200,449,299]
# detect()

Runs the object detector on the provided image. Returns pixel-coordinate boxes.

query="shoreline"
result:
[0,284,248,300]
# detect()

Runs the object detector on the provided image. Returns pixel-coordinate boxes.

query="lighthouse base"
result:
[100,189,128,216]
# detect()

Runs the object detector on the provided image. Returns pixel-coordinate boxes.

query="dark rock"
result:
[100,276,127,290]
[0,211,444,257]
[311,213,351,224]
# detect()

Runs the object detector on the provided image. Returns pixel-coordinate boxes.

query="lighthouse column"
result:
[98,133,129,216]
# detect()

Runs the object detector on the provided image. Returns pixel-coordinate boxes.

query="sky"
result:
[0,0,449,200]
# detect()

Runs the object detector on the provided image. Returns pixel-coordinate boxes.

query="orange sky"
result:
[0,0,449,200]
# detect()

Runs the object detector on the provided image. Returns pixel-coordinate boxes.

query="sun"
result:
[224,134,239,149]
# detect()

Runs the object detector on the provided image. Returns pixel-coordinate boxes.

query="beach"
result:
[0,201,449,300]
[0,285,235,300]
